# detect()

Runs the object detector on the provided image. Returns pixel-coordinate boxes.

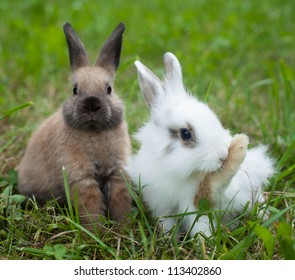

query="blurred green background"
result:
[0,0,294,260]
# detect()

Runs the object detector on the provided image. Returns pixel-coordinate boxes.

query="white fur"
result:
[127,52,275,237]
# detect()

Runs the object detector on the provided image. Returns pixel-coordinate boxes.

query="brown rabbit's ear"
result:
[95,22,125,75]
[63,22,89,71]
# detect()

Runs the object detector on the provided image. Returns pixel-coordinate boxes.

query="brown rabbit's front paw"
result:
[108,178,132,222]
[227,133,249,166]
[74,184,106,228]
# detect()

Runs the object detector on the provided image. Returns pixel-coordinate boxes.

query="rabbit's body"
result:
[18,23,131,227]
[19,107,130,202]
[127,52,274,236]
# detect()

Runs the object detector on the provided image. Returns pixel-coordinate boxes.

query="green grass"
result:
[0,0,294,260]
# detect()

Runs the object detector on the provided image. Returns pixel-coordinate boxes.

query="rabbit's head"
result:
[62,23,125,131]
[134,52,232,177]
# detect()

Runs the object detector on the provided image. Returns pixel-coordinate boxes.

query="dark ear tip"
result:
[63,22,72,32]
[116,22,125,34]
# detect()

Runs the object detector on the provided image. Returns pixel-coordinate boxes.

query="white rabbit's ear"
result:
[135,60,164,108]
[163,52,185,92]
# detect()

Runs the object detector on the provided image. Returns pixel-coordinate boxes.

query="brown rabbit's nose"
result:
[82,96,101,113]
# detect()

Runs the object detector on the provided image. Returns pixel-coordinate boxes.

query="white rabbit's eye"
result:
[107,85,112,95]
[73,85,78,95]
[180,128,192,141]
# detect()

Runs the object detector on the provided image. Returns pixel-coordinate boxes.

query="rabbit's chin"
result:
[63,112,109,131]
[77,119,109,131]
[68,117,119,132]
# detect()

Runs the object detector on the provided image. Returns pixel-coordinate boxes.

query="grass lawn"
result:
[0,0,294,259]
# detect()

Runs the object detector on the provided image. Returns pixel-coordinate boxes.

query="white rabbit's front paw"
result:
[227,134,249,165]
[202,134,250,204]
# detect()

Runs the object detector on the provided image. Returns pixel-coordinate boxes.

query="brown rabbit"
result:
[18,22,132,228]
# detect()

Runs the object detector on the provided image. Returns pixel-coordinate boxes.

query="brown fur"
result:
[194,134,249,208]
[18,23,131,229]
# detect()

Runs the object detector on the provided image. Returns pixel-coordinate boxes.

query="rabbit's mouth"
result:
[79,114,110,131]
[77,109,122,132]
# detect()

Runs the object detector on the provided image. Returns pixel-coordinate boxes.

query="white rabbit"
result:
[127,52,275,237]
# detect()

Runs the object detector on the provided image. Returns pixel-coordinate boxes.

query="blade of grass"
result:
[64,217,119,259]
[125,176,153,236]
[0,102,33,121]
[62,166,75,222]
[221,204,294,259]
[0,136,16,153]
[251,222,275,258]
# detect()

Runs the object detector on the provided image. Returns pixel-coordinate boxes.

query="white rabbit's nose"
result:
[219,150,228,162]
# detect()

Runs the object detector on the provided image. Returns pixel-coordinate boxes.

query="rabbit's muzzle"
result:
[63,94,123,131]
[73,95,111,130]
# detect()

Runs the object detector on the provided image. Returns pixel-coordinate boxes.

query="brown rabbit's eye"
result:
[73,85,78,95]
[107,85,112,95]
